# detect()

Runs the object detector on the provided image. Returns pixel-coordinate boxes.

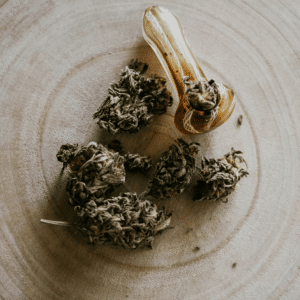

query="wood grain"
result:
[0,0,300,299]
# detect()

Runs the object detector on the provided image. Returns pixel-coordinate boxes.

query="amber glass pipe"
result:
[142,6,235,134]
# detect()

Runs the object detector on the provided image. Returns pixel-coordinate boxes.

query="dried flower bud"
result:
[57,142,126,206]
[128,58,148,74]
[148,139,200,198]
[192,148,249,202]
[74,192,172,249]
[93,60,173,134]
[107,139,152,172]
[56,143,79,169]
[124,153,152,172]
[183,76,220,112]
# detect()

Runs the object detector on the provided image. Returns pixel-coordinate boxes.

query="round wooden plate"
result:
[0,1,300,299]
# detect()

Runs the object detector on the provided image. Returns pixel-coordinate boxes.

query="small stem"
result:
[40,219,72,227]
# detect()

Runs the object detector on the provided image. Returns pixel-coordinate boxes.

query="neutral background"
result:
[0,0,300,299]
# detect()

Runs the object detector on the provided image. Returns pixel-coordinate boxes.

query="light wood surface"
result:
[0,1,300,299]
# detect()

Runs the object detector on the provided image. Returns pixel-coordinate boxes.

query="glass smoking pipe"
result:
[143,6,235,134]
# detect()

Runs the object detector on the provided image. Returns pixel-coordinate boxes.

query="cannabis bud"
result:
[192,148,249,202]
[93,60,173,134]
[108,139,152,172]
[128,58,149,74]
[74,192,172,249]
[123,153,152,172]
[183,76,220,112]
[56,143,79,169]
[56,142,126,206]
[147,139,200,198]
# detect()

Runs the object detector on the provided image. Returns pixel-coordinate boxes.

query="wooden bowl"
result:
[0,1,300,299]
